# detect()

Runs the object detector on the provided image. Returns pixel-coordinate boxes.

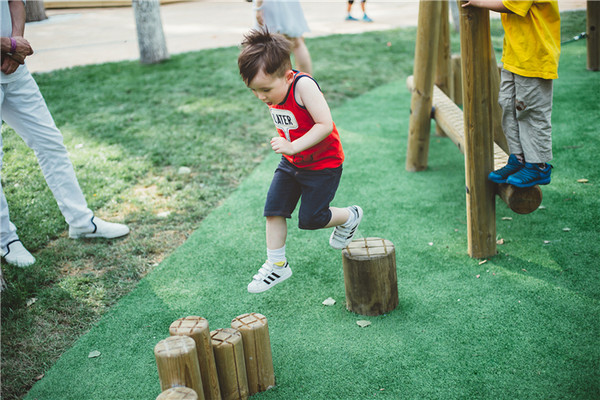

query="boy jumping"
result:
[238,29,362,293]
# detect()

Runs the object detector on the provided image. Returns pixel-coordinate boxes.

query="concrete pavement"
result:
[24,0,587,74]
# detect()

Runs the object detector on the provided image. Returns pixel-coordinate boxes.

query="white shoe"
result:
[329,205,363,249]
[248,260,292,293]
[2,240,36,267]
[69,216,130,239]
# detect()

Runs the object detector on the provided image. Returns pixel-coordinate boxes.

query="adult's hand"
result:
[1,55,21,74]
[11,36,33,57]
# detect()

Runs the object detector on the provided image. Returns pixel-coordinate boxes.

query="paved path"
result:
[24,0,587,73]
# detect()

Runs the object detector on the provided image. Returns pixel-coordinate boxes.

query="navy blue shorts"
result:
[264,158,343,230]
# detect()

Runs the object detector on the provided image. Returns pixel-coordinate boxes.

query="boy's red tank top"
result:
[268,71,344,170]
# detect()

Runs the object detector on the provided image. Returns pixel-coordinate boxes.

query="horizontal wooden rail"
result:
[406,75,542,214]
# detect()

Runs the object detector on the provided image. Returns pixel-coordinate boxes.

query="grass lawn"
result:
[2,10,597,400]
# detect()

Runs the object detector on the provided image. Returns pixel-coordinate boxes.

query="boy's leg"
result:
[249,160,299,293]
[324,207,350,228]
[249,216,291,294]
[489,69,526,183]
[505,75,554,187]
[513,75,553,164]
[498,69,523,156]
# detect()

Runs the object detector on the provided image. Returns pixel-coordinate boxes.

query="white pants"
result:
[1,72,93,249]
[499,69,554,164]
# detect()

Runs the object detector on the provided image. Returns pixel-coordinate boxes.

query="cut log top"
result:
[169,316,209,335]
[231,313,267,330]
[155,335,196,357]
[343,238,395,260]
[211,328,242,347]
[156,386,198,400]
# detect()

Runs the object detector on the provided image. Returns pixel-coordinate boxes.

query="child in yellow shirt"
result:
[462,0,560,187]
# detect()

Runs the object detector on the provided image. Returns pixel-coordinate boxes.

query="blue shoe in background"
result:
[506,162,552,187]
[488,154,524,184]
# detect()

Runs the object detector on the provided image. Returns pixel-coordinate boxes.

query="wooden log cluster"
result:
[154,314,275,400]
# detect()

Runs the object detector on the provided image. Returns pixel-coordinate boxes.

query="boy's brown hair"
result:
[238,29,292,85]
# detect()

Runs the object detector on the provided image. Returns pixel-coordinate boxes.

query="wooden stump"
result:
[170,316,221,400]
[156,387,198,400]
[231,313,275,395]
[342,238,399,316]
[211,328,249,400]
[154,335,205,400]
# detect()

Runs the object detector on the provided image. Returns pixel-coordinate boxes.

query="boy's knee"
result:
[298,209,330,230]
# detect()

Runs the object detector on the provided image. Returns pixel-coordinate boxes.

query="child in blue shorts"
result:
[238,29,363,293]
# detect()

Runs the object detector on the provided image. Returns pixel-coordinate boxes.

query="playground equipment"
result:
[407,0,546,259]
[154,335,205,399]
[231,313,276,395]
[155,314,275,400]
[342,238,398,316]
[156,387,198,400]
[170,316,221,400]
[211,328,249,400]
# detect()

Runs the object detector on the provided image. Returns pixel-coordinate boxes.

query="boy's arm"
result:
[270,78,334,156]
[461,0,511,13]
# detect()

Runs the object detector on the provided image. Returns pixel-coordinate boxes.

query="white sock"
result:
[343,207,356,227]
[267,245,286,267]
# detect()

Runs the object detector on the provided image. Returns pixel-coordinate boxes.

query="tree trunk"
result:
[132,0,169,65]
[25,0,47,23]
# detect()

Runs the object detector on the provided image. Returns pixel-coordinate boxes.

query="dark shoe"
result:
[488,154,524,184]
[506,163,552,187]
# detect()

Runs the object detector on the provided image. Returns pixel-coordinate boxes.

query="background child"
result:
[238,29,362,294]
[462,0,560,188]
[252,0,312,75]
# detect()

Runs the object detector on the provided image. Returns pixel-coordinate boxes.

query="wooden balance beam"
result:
[406,75,542,215]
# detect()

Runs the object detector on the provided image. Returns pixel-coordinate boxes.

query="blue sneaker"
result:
[346,14,358,21]
[363,14,373,22]
[488,154,524,184]
[506,162,552,187]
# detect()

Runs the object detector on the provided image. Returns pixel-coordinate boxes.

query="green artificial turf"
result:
[24,38,599,399]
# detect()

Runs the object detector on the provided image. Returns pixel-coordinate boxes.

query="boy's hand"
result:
[271,136,296,155]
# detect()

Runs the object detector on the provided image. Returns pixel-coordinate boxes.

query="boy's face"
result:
[247,69,294,106]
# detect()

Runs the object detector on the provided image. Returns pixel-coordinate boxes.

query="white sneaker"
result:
[248,260,292,293]
[69,216,130,239]
[329,205,363,249]
[2,240,36,267]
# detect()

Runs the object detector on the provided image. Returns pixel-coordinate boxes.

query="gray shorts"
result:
[498,69,554,163]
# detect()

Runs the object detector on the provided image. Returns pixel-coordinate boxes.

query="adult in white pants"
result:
[1,0,129,272]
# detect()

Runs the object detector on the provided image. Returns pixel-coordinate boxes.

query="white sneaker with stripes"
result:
[248,260,292,293]
[329,205,363,249]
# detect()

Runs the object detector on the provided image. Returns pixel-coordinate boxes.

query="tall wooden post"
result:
[406,0,443,171]
[458,1,496,258]
[588,1,600,71]
[435,0,453,137]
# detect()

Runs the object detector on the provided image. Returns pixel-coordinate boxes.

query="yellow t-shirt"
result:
[501,1,561,79]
